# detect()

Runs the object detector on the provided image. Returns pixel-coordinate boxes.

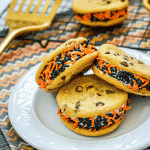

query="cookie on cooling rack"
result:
[72,0,129,26]
[93,44,150,96]
[35,37,98,92]
[57,75,131,136]
[143,0,150,12]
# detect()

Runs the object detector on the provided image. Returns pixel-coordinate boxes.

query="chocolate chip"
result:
[77,101,80,104]
[106,90,115,94]
[63,109,66,111]
[121,61,129,67]
[86,85,94,91]
[113,53,117,56]
[105,51,110,54]
[96,101,105,107]
[137,60,144,64]
[123,55,129,61]
[107,1,111,4]
[97,93,102,96]
[61,76,66,80]
[121,0,125,2]
[129,63,133,66]
[75,104,80,109]
[76,86,83,92]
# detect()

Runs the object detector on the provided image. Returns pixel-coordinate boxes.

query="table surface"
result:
[0,0,150,149]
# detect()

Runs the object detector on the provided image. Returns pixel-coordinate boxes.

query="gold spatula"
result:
[0,0,62,55]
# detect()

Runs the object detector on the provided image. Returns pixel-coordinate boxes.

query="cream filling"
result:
[60,101,127,126]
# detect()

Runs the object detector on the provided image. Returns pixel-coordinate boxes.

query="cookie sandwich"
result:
[35,37,98,92]
[143,0,150,12]
[72,0,129,26]
[57,75,131,136]
[93,44,150,96]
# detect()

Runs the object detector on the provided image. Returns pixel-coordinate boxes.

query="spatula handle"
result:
[0,23,49,56]
[0,29,17,56]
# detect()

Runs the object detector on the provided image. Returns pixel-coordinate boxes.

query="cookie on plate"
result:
[57,75,131,136]
[143,0,150,12]
[93,44,150,96]
[35,37,98,92]
[72,0,129,26]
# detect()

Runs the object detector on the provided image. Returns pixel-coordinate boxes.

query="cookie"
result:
[57,75,131,136]
[35,37,98,92]
[72,0,129,26]
[93,44,150,96]
[143,0,150,12]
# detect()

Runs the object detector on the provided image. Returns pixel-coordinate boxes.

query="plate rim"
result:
[8,48,150,150]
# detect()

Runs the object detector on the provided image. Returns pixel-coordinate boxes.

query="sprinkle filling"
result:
[37,40,97,90]
[75,7,128,22]
[94,55,150,91]
[57,99,131,131]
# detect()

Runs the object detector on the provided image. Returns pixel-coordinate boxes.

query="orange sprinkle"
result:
[93,129,97,132]
[135,75,146,82]
[107,67,111,74]
[117,67,120,71]
[104,70,109,73]
[54,56,57,62]
[83,13,91,22]
[89,117,95,127]
[132,80,139,91]
[61,52,65,61]
[56,64,59,70]
[100,64,104,69]
[128,84,132,89]
[140,80,149,88]
[71,118,79,123]
[72,123,78,129]
[57,108,61,115]
[105,11,111,19]
[112,110,117,120]
[76,8,127,22]
[75,43,79,49]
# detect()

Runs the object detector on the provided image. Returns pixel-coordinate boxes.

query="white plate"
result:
[8,48,150,150]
